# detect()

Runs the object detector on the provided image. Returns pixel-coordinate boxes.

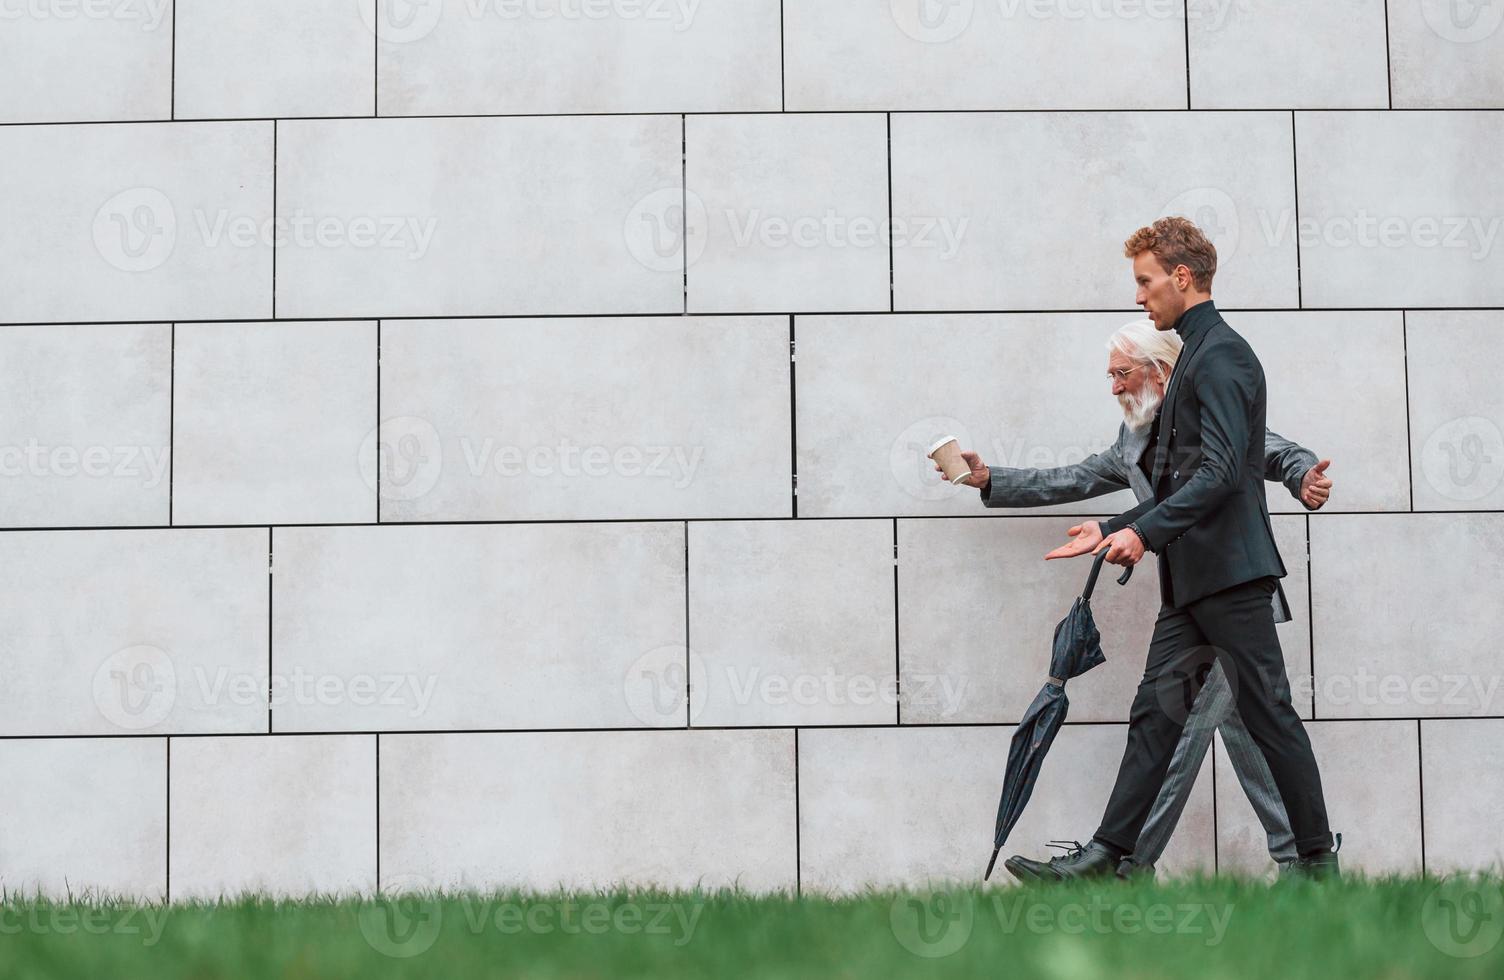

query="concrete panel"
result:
[1311,514,1504,719]
[688,519,895,727]
[1420,718,1504,873]
[0,528,269,736]
[784,0,1186,110]
[0,122,274,323]
[686,114,891,313]
[272,522,686,731]
[891,111,1298,311]
[0,738,167,900]
[275,115,683,318]
[377,0,780,114]
[175,0,375,118]
[1406,311,1504,510]
[1388,0,1504,108]
[0,323,171,527]
[1295,111,1504,308]
[376,316,790,522]
[173,320,377,525]
[0,0,171,123]
[380,730,797,892]
[1187,0,1388,108]
[169,735,376,898]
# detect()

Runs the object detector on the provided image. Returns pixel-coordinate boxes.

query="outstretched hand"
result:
[1044,520,1103,560]
[1045,520,1145,566]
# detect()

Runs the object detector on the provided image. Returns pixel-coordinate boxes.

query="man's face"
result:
[1132,251,1187,330]
[1108,347,1167,431]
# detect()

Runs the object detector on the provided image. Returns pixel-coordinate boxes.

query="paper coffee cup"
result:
[927,436,971,485]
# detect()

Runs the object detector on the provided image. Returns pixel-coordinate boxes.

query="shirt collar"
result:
[1173,299,1217,343]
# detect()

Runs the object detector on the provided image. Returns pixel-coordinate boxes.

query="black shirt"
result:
[1137,302,1215,489]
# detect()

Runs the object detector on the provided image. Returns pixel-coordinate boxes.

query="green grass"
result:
[3,876,1502,979]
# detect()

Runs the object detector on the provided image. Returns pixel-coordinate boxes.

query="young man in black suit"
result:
[1004,216,1341,881]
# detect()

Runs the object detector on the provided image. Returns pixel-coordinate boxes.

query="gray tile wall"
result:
[1,0,1500,897]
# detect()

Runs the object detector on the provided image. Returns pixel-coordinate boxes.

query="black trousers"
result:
[1093,575,1335,856]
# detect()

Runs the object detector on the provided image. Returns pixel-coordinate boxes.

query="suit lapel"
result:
[1151,318,1218,488]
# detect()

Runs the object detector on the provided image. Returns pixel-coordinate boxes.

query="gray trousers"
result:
[1125,658,1299,869]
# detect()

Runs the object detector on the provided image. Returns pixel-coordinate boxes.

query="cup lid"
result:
[927,435,959,456]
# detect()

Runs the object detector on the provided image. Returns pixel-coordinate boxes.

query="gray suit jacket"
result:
[980,424,1318,621]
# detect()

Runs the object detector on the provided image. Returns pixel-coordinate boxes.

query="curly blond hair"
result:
[1123,216,1217,292]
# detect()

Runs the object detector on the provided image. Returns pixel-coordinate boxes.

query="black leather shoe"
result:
[1116,857,1155,881]
[1282,833,1343,880]
[1005,840,1120,883]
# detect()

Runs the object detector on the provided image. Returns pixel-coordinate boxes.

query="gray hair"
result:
[1106,319,1182,382]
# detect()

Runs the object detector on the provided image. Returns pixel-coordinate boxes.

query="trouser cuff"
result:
[1091,832,1134,858]
[1295,832,1335,856]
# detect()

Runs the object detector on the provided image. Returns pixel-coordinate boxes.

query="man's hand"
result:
[1093,528,1145,567]
[933,449,991,488]
[1300,459,1332,510]
[1044,520,1103,560]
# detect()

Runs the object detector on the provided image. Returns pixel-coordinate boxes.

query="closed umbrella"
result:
[982,549,1133,880]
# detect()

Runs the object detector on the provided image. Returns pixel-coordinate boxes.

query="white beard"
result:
[1119,386,1163,433]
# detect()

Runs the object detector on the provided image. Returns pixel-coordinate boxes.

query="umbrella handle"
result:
[1082,548,1134,599]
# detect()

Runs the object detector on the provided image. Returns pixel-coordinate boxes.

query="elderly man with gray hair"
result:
[943,318,1333,877]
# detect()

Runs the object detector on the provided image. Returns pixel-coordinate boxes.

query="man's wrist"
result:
[1127,522,1151,549]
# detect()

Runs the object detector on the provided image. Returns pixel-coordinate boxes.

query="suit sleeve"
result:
[1124,340,1258,550]
[981,443,1130,508]
[1100,495,1155,536]
[1263,428,1320,509]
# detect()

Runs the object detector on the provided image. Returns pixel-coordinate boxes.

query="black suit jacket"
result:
[1102,301,1289,609]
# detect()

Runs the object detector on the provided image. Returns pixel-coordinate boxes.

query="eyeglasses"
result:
[1106,366,1141,383]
